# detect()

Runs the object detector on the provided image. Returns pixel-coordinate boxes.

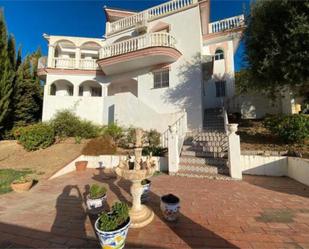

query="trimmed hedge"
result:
[264,114,309,143]
[16,123,55,151]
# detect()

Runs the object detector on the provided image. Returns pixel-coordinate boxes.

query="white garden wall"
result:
[240,155,309,186]
[49,155,168,179]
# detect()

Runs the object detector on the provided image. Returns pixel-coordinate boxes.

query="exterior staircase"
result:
[176,108,232,180]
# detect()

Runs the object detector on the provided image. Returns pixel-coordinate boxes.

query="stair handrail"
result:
[223,107,229,134]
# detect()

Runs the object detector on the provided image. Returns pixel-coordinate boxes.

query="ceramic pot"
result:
[11,180,33,193]
[95,217,130,249]
[141,179,151,202]
[75,161,88,171]
[160,194,180,221]
[86,194,107,211]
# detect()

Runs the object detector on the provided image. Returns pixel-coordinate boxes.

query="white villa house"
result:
[38,0,246,133]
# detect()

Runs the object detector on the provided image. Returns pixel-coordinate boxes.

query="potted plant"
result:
[141,179,151,202]
[95,202,130,249]
[75,160,88,171]
[86,184,107,211]
[11,176,33,193]
[160,194,180,221]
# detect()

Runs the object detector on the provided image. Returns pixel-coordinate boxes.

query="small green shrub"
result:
[98,202,129,231]
[144,129,161,147]
[102,123,124,143]
[89,184,107,199]
[82,135,117,156]
[118,127,136,148]
[264,114,309,143]
[51,110,101,139]
[18,123,55,151]
[74,136,82,144]
[142,146,167,157]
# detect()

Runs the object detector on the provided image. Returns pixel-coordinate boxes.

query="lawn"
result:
[0,168,33,194]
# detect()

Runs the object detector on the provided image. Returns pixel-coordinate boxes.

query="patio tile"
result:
[0,169,309,248]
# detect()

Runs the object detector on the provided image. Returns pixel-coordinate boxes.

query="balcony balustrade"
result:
[107,0,198,35]
[101,32,177,59]
[208,15,245,34]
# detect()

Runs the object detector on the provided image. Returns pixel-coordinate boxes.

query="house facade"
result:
[38,0,245,133]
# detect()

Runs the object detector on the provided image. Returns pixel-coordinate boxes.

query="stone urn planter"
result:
[160,194,180,221]
[95,202,130,249]
[86,184,107,212]
[11,177,33,193]
[141,179,151,202]
[75,161,87,171]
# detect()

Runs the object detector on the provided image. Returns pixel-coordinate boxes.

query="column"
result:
[167,125,179,175]
[75,47,81,69]
[227,123,242,179]
[47,44,55,68]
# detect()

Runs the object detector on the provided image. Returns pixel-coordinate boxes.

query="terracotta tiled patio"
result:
[1,169,309,249]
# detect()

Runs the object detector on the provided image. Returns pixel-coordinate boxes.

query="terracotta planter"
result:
[95,216,130,249]
[75,161,88,171]
[160,194,180,221]
[11,180,33,193]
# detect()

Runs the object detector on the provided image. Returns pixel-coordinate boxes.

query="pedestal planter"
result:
[141,179,151,202]
[160,194,180,221]
[95,216,130,249]
[75,161,87,171]
[11,180,33,193]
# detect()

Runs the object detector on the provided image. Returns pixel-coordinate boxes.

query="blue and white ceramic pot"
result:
[141,179,151,202]
[86,194,107,212]
[95,217,130,249]
[160,194,180,221]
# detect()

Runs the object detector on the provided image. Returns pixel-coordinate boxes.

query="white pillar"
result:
[73,84,79,97]
[227,123,242,179]
[106,22,111,34]
[75,47,81,69]
[102,85,108,97]
[47,44,55,68]
[167,125,179,175]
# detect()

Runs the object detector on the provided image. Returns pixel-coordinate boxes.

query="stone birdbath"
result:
[115,129,156,228]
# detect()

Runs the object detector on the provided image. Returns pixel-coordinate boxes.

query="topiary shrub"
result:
[51,110,101,139]
[82,135,117,156]
[264,114,309,143]
[102,123,124,144]
[17,123,55,151]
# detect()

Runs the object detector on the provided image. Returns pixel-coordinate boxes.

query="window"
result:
[215,81,226,97]
[214,49,224,60]
[153,69,169,89]
[91,87,102,97]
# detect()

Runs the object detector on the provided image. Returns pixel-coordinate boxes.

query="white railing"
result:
[53,58,75,69]
[79,59,99,70]
[101,32,177,59]
[223,107,229,134]
[209,14,245,34]
[160,110,187,149]
[38,56,47,69]
[107,0,198,35]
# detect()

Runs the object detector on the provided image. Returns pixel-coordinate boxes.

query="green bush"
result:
[142,146,167,157]
[102,123,124,143]
[144,129,161,147]
[51,110,101,139]
[264,114,309,143]
[18,123,55,151]
[89,184,107,199]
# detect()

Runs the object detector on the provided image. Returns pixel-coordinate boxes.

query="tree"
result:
[243,0,309,93]
[13,51,42,126]
[0,10,14,133]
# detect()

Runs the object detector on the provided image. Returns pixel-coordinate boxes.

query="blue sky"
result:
[0,0,248,70]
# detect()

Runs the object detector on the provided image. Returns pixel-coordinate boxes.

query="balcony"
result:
[97,32,181,75]
[208,14,245,34]
[106,0,198,35]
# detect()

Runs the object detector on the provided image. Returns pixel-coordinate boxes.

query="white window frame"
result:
[153,69,170,89]
[214,49,224,60]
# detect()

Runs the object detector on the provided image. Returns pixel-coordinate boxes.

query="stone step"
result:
[179,164,219,174]
[181,149,227,158]
[179,155,227,166]
[176,171,233,180]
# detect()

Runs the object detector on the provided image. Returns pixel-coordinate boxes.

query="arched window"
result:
[214,49,224,60]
